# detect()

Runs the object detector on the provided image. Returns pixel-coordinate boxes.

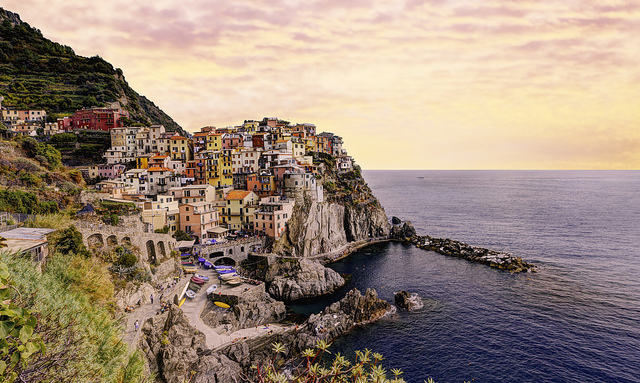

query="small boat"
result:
[226,277,243,285]
[214,301,230,309]
[178,297,186,307]
[217,269,236,274]
[206,284,218,294]
[188,282,202,291]
[183,265,197,274]
[198,257,207,264]
[214,265,233,270]
[191,276,206,285]
[185,290,197,299]
[194,274,209,282]
[181,260,195,265]
[203,261,214,269]
[219,273,239,281]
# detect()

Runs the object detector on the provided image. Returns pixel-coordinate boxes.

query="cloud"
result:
[3,0,640,169]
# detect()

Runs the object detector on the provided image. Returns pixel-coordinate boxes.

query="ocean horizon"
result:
[292,169,640,383]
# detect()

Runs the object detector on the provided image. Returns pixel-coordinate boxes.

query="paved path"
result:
[122,278,188,348]
[122,269,291,351]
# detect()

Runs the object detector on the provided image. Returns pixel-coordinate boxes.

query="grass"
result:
[0,250,152,382]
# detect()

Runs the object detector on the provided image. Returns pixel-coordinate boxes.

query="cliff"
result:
[274,158,390,257]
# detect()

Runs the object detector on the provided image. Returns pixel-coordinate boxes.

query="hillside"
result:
[0,8,185,134]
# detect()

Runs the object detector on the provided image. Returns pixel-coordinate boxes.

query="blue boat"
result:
[198,257,207,263]
[217,269,236,274]
[203,260,214,269]
[214,265,233,270]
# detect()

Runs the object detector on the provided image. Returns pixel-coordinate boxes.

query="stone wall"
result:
[74,214,177,263]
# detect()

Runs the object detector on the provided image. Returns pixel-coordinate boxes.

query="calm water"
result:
[291,170,640,383]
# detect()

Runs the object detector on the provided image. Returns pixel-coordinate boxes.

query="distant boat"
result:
[226,277,243,285]
[194,274,209,282]
[206,284,218,294]
[219,273,239,281]
[417,176,425,179]
[214,301,230,309]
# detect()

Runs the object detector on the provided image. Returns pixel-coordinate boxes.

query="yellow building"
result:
[221,190,259,233]
[220,148,234,187]
[169,136,194,162]
[206,133,222,151]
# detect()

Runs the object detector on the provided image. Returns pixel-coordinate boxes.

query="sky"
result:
[4,0,640,169]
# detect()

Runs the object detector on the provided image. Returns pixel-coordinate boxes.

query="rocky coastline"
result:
[390,219,536,273]
[140,288,391,383]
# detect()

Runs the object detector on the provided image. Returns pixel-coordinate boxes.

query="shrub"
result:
[154,225,169,234]
[118,252,137,268]
[51,225,90,257]
[172,229,191,241]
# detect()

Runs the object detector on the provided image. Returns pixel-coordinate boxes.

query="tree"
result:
[172,230,192,242]
[52,226,90,257]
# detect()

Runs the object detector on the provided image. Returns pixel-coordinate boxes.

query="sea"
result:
[290,170,640,383]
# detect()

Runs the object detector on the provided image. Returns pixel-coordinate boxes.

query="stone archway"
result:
[106,235,118,247]
[210,251,224,258]
[214,257,235,266]
[122,237,132,247]
[157,241,166,259]
[87,233,104,249]
[146,240,157,264]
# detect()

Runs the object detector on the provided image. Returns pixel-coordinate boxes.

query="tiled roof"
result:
[147,166,173,172]
[225,190,251,200]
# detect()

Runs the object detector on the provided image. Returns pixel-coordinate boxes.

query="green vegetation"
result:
[0,8,183,133]
[0,261,44,383]
[154,225,169,234]
[19,137,61,169]
[0,189,59,215]
[98,201,138,216]
[172,230,192,241]
[50,226,91,258]
[250,341,410,383]
[0,250,149,382]
[48,131,112,166]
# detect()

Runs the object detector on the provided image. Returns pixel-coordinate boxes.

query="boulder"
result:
[394,290,415,310]
[268,259,345,302]
[201,291,286,333]
[391,216,402,225]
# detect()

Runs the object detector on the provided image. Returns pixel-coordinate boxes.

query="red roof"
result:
[147,166,173,172]
[225,190,252,200]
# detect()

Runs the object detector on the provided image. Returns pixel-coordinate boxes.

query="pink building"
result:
[254,196,294,238]
[179,201,220,241]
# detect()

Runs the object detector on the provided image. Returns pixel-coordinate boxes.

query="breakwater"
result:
[391,220,536,273]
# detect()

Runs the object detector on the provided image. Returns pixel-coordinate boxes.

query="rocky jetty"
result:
[200,291,286,333]
[391,220,536,273]
[267,259,345,302]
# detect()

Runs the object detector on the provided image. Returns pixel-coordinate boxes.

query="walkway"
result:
[122,277,188,348]
[122,268,292,351]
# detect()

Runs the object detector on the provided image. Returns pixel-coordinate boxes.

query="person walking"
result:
[134,320,139,332]
[150,294,154,304]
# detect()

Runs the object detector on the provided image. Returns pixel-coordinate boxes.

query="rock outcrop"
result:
[267,259,345,302]
[200,291,286,333]
[275,197,389,257]
[394,290,414,310]
[140,307,242,383]
[390,220,417,239]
